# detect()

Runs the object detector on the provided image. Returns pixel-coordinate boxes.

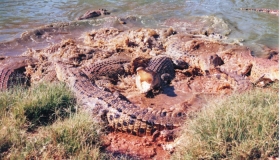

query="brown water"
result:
[0,0,278,56]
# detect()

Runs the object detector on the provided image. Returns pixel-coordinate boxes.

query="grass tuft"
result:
[23,83,75,128]
[0,82,103,159]
[49,113,102,158]
[19,112,102,159]
[173,86,279,159]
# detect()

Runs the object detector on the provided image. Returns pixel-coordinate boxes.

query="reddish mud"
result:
[18,26,278,159]
[103,132,174,160]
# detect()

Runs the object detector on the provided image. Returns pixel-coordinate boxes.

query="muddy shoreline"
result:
[0,15,279,159]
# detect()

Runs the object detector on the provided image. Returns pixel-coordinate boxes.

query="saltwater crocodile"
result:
[55,60,186,136]
[81,55,131,82]
[0,56,37,91]
[1,27,278,138]
[165,34,278,89]
[77,9,110,20]
[240,8,279,16]
[0,54,184,137]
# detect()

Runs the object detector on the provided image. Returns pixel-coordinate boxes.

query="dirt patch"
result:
[103,132,174,160]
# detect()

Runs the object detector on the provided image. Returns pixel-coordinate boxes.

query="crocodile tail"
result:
[106,107,186,136]
[0,56,37,90]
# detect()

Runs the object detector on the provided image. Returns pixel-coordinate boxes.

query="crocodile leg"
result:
[55,62,186,136]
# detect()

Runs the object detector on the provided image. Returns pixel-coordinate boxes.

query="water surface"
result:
[0,0,278,56]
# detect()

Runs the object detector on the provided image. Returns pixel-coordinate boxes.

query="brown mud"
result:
[1,18,278,159]
[103,132,172,160]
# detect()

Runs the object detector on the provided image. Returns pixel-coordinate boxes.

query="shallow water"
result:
[0,0,278,56]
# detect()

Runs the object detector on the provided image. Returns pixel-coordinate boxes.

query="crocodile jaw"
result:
[136,67,154,93]
[136,75,152,93]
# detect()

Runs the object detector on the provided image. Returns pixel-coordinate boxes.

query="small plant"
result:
[22,82,76,128]
[17,112,102,159]
[0,82,82,159]
[173,86,279,159]
[49,113,100,158]
[4,82,76,130]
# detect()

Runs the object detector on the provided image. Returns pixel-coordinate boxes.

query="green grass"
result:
[0,82,76,129]
[0,81,278,159]
[173,84,279,159]
[0,83,103,159]
[11,113,102,160]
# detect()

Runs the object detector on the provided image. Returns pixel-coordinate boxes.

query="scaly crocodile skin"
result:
[77,9,110,20]
[81,56,131,81]
[55,62,186,136]
[0,56,37,90]
[136,56,175,93]
[146,56,175,82]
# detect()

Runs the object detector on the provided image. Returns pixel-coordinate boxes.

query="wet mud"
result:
[0,17,278,159]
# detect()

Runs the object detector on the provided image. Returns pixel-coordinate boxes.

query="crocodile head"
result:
[77,10,102,20]
[77,9,110,20]
[250,59,279,86]
[135,67,160,93]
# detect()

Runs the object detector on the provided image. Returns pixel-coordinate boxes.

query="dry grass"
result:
[173,83,279,159]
